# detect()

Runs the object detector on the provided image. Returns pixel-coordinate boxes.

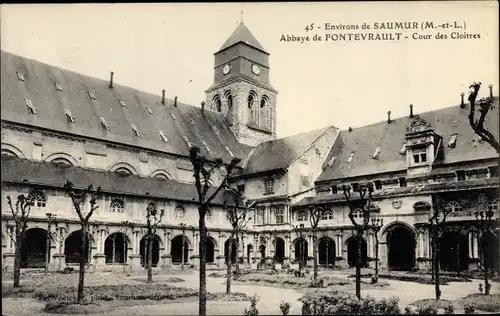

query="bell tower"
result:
[205,21,278,146]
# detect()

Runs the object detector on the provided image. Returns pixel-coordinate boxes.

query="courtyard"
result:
[2,267,500,315]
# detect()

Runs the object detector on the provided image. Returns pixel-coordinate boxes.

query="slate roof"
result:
[242,126,337,176]
[316,100,499,182]
[294,176,499,207]
[217,22,267,54]
[0,155,240,206]
[0,50,252,164]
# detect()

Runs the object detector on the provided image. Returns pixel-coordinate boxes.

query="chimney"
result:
[109,71,114,89]
[348,127,353,132]
[174,96,178,107]
[460,92,465,108]
[201,101,205,113]
[387,111,392,124]
[161,89,166,105]
[409,104,414,118]
[489,84,493,98]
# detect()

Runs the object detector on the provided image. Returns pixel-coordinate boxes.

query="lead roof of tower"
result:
[217,22,268,54]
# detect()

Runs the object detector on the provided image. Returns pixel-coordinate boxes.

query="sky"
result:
[1,2,498,138]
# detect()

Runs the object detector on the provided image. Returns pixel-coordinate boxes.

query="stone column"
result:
[473,234,479,259]
[129,230,142,271]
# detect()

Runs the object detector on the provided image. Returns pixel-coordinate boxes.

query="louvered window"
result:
[25,99,36,114]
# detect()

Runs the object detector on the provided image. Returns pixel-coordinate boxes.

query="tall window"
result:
[274,206,285,224]
[28,190,46,208]
[248,92,258,123]
[256,207,265,224]
[260,95,271,129]
[264,177,274,195]
[175,206,185,219]
[352,208,363,218]
[110,199,125,213]
[297,210,308,222]
[488,198,498,212]
[412,147,427,164]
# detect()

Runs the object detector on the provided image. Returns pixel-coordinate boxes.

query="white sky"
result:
[1,2,498,138]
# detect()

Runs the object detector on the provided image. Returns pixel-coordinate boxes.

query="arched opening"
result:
[206,237,215,263]
[170,235,189,264]
[50,157,73,166]
[274,238,285,263]
[1,148,19,157]
[65,230,91,264]
[346,237,367,268]
[21,228,47,268]
[440,231,468,272]
[260,95,271,129]
[258,245,266,260]
[481,231,499,273]
[386,225,416,271]
[294,237,308,266]
[247,244,254,263]
[140,235,160,267]
[114,167,133,175]
[104,233,128,264]
[224,239,237,264]
[318,237,336,267]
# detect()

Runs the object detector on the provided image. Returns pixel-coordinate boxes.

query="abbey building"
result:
[1,22,498,274]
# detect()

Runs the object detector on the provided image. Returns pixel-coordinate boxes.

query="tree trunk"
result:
[355,235,362,299]
[13,232,22,288]
[313,233,318,280]
[45,224,51,275]
[226,237,233,294]
[112,237,116,266]
[375,237,379,280]
[483,241,490,295]
[235,233,240,277]
[433,232,441,301]
[77,225,88,303]
[181,231,185,271]
[59,240,63,271]
[147,236,153,283]
[198,212,207,316]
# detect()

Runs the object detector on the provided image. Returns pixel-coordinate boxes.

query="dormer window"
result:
[264,177,274,195]
[17,72,25,81]
[170,112,176,120]
[118,99,126,107]
[55,83,64,91]
[99,116,110,130]
[145,106,153,114]
[412,147,427,164]
[131,124,141,137]
[448,134,458,148]
[25,99,36,114]
[87,91,96,100]
[327,155,336,167]
[65,109,75,123]
[456,170,466,181]
[159,130,169,143]
[372,147,380,159]
[201,140,211,153]
[347,152,355,163]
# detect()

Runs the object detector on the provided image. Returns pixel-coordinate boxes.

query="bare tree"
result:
[223,187,252,294]
[308,206,322,280]
[474,194,497,295]
[291,223,307,276]
[144,202,164,283]
[5,194,33,288]
[52,221,68,272]
[45,213,56,275]
[180,223,187,271]
[342,183,374,299]
[467,82,499,153]
[189,146,240,316]
[120,221,135,274]
[428,202,453,301]
[64,181,102,303]
[370,217,383,283]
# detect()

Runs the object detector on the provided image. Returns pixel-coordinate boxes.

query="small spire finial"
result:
[240,10,243,23]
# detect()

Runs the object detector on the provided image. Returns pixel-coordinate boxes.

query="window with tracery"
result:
[297,211,308,222]
[28,190,46,208]
[110,199,125,213]
[320,209,334,220]
[175,206,185,219]
[444,201,463,214]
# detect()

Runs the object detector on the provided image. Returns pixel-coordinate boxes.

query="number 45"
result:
[305,23,314,32]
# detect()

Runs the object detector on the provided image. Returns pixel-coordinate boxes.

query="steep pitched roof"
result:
[242,126,336,175]
[317,100,499,182]
[0,50,252,164]
[0,155,240,206]
[217,22,267,53]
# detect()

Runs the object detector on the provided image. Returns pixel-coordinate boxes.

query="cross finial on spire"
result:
[240,10,243,23]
